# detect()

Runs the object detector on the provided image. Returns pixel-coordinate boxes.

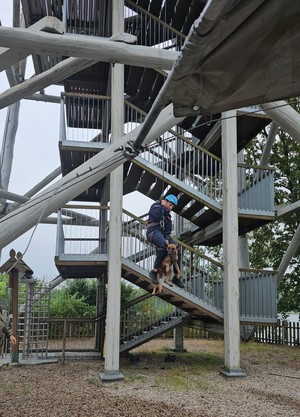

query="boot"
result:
[172,276,184,288]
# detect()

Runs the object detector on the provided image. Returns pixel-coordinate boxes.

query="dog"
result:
[152,243,181,295]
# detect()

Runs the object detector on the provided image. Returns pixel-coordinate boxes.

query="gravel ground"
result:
[0,339,299,417]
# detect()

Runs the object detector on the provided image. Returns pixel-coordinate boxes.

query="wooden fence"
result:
[254,320,300,346]
[2,319,299,358]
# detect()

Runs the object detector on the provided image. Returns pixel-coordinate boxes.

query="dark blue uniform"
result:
[146,201,181,270]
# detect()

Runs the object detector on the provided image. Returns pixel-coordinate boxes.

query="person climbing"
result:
[146,195,184,288]
[0,306,17,357]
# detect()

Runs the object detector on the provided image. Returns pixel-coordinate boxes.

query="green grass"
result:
[1,383,17,392]
[85,377,97,385]
[1,383,32,395]
[120,348,223,391]
[125,373,148,382]
[119,339,300,391]
[23,384,31,395]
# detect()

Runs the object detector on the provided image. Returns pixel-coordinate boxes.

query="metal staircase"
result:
[19,1,279,350]
[120,294,190,353]
[59,104,275,246]
[55,208,278,329]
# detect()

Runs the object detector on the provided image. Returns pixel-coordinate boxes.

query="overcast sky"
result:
[0,6,152,281]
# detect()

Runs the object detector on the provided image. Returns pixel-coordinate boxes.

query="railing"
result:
[56,205,109,256]
[120,295,184,344]
[60,93,112,143]
[66,0,112,37]
[139,133,223,203]
[60,94,147,143]
[215,268,277,323]
[56,205,224,311]
[139,135,274,214]
[60,92,199,203]
[48,318,95,339]
[121,210,224,311]
[60,93,274,215]
[209,268,277,323]
[121,210,154,272]
[65,0,185,50]
[238,164,275,214]
[239,269,277,322]
[42,318,96,359]
[56,206,277,322]
[125,0,185,50]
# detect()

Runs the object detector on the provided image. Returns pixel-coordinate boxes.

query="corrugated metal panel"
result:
[214,271,277,323]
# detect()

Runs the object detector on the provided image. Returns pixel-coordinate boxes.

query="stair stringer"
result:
[120,312,191,353]
[121,259,224,322]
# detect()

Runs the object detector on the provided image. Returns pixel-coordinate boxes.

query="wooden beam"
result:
[259,122,278,166]
[0,104,184,249]
[188,219,222,245]
[0,103,20,190]
[0,189,28,203]
[25,93,60,104]
[276,200,300,218]
[3,167,61,211]
[0,26,178,71]
[201,120,221,150]
[260,101,300,145]
[0,57,95,109]
[0,17,64,72]
[276,223,300,283]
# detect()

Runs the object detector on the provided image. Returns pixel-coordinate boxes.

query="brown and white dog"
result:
[152,243,181,295]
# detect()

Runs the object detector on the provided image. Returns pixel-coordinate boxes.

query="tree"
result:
[49,278,143,318]
[65,278,97,306]
[0,273,8,300]
[50,287,95,317]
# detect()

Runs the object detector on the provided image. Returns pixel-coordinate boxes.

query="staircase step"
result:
[123,163,143,192]
[176,193,191,211]
[192,209,221,228]
[138,170,156,194]
[147,179,167,200]
[181,201,204,218]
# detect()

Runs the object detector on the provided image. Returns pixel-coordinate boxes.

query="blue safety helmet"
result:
[165,194,178,206]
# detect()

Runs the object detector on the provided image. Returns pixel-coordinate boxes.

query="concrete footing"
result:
[99,370,124,382]
[219,367,247,378]
[172,347,187,353]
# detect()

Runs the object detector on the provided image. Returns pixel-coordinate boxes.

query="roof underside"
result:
[165,0,300,116]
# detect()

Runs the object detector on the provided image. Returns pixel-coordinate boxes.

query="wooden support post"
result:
[220,110,246,378]
[172,324,187,352]
[61,319,67,365]
[10,267,19,364]
[100,0,124,382]
[0,249,34,365]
